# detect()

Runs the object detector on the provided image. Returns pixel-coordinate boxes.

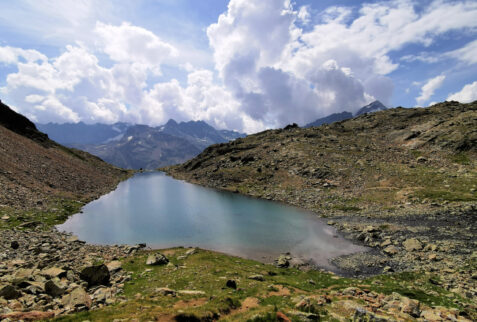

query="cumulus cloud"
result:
[447,81,477,103]
[416,75,446,105]
[0,46,47,65]
[2,0,477,132]
[94,22,177,72]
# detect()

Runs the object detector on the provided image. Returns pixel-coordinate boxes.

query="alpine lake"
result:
[58,172,366,271]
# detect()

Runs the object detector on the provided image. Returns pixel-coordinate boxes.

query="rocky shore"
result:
[0,228,143,320]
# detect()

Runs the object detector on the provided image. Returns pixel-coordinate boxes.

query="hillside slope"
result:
[165,101,477,275]
[0,101,131,227]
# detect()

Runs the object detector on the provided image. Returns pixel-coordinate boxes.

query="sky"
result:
[0,0,476,133]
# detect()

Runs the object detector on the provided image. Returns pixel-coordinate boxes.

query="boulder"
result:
[61,287,92,310]
[0,285,21,300]
[383,245,399,255]
[41,267,66,279]
[276,254,290,268]
[45,280,66,297]
[226,279,237,289]
[10,241,19,249]
[80,264,110,287]
[248,274,264,281]
[146,253,169,266]
[402,238,422,252]
[106,260,122,273]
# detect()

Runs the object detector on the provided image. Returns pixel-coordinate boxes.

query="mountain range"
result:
[305,100,387,128]
[37,120,245,170]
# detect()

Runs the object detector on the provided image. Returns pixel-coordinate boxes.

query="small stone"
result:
[403,238,422,252]
[155,287,176,296]
[177,290,206,296]
[383,245,399,255]
[416,156,427,163]
[226,279,237,289]
[248,274,264,281]
[146,253,169,266]
[185,248,197,256]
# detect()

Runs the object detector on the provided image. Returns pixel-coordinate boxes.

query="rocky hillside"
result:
[0,101,131,228]
[165,101,476,286]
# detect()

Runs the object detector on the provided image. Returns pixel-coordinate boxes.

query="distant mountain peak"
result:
[355,100,387,116]
[165,119,178,126]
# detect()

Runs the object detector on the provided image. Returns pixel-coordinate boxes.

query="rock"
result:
[416,156,427,163]
[1,215,9,220]
[248,274,264,281]
[10,241,19,249]
[0,285,21,299]
[380,239,392,247]
[44,280,66,297]
[400,297,420,317]
[146,253,169,266]
[80,264,110,287]
[420,310,441,321]
[155,287,176,296]
[403,238,422,252]
[41,267,66,279]
[226,279,237,289]
[93,287,112,303]
[66,235,79,243]
[276,254,290,268]
[61,287,92,310]
[177,290,206,296]
[185,248,197,256]
[383,245,399,255]
[106,261,122,273]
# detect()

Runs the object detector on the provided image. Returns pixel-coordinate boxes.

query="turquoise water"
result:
[57,172,365,269]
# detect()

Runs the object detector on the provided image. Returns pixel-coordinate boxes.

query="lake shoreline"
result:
[57,171,369,277]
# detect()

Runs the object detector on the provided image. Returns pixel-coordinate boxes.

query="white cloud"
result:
[446,39,477,65]
[0,46,47,65]
[447,81,477,103]
[94,22,177,71]
[416,75,446,105]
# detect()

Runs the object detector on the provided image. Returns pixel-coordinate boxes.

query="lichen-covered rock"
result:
[146,253,169,266]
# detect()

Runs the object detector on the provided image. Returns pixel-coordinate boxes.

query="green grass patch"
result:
[449,152,471,165]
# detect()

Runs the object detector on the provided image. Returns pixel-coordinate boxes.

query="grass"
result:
[53,248,475,321]
[0,198,84,229]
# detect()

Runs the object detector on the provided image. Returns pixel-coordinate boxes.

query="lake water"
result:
[57,172,366,270]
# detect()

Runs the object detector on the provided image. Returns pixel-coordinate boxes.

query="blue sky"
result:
[0,0,476,132]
